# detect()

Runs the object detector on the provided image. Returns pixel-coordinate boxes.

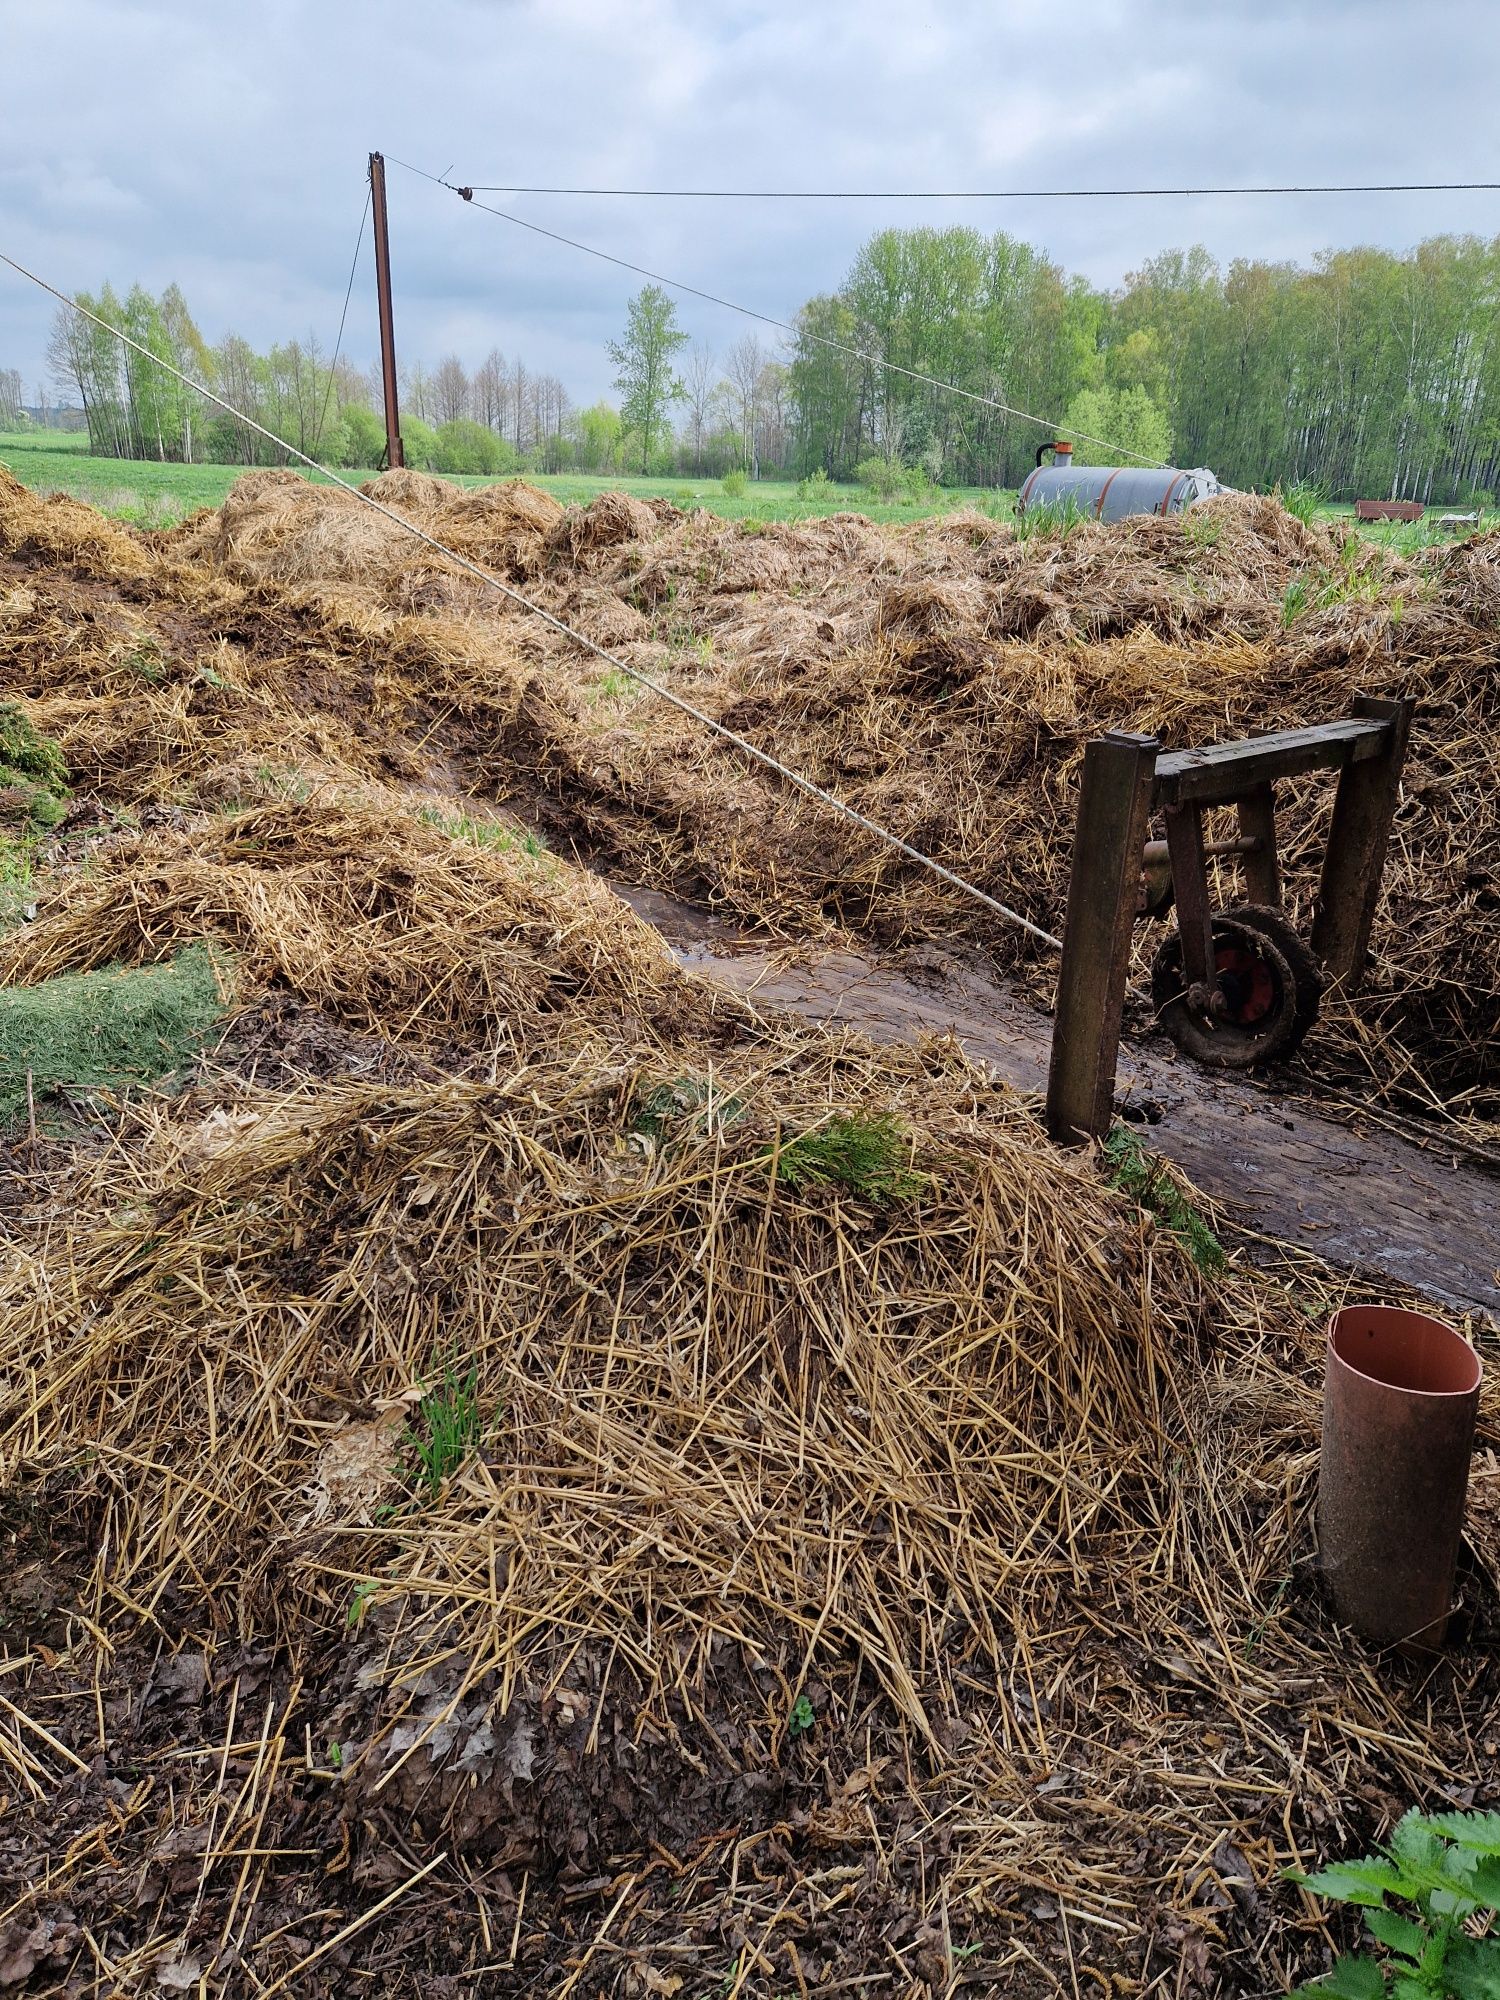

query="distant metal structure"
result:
[1355,498,1423,522]
[1017,440,1222,522]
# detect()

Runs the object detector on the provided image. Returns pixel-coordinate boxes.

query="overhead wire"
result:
[0,248,1064,951]
[312,184,371,459]
[443,177,1500,201]
[384,155,1170,469]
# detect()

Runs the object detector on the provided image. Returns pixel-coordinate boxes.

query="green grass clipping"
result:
[0,702,69,833]
[0,944,229,1127]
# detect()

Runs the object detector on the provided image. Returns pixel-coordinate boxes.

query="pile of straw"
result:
[1,465,1498,1991]
[1,807,1494,1991]
[529,498,1495,1127]
[172,467,565,609]
[0,798,716,1054]
[6,461,1498,1125]
[149,472,1500,1126]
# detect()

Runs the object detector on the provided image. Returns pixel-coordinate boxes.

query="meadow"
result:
[4,431,1493,549]
[0,430,1012,527]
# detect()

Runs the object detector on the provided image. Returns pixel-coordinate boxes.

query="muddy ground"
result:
[619,887,1500,1323]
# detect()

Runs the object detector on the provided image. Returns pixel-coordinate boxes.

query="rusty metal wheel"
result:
[1150,903,1322,1069]
[1221,903,1325,1042]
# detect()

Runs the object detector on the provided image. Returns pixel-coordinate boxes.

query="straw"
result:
[1,465,1496,1994]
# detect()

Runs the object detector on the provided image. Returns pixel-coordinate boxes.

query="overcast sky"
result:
[4,0,1499,412]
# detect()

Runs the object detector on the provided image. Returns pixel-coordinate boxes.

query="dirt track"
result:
[620,883,1500,1324]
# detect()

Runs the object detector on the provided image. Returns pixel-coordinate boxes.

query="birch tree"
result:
[608,286,688,473]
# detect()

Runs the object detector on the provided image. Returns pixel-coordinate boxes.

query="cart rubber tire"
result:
[1150,903,1322,1069]
[1220,903,1324,1043]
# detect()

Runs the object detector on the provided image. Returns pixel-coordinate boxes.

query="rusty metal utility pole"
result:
[369,151,404,469]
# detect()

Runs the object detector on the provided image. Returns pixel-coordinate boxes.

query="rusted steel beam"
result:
[1141,834,1262,866]
[369,152,405,471]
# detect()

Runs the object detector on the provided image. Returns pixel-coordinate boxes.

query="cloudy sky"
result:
[4,0,1498,412]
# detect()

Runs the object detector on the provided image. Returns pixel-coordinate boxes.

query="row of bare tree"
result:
[680,335,789,477]
[399,350,572,455]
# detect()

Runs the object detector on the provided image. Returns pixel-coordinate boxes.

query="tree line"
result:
[783,227,1500,499]
[42,283,573,476]
[1113,239,1500,503]
[34,227,1500,500]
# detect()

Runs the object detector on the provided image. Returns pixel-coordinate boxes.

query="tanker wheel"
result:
[1150,903,1323,1070]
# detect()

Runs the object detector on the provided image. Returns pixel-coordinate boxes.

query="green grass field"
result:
[0,431,372,525]
[3,432,1492,547]
[0,431,1010,528]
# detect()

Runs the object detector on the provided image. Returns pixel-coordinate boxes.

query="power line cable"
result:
[0,249,1063,952]
[385,157,1169,469]
[440,177,1500,201]
[312,184,371,457]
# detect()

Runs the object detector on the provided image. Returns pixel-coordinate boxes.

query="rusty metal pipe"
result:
[1137,832,1270,919]
[1141,835,1262,864]
[1318,1305,1481,1651]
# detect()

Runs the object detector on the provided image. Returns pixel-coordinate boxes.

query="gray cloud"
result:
[3,0,1497,411]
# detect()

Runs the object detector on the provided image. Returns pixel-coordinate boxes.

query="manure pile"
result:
[0,469,1497,1995]
[6,464,1498,1126]
[169,468,1500,1132]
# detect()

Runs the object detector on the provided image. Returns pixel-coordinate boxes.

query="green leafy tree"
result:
[1062,384,1173,468]
[40,235,1500,500]
[608,286,689,473]
[788,294,867,478]
[572,401,623,473]
[401,416,440,471]
[315,415,353,467]
[210,332,270,465]
[50,287,132,459]
[434,417,505,474]
[339,404,386,468]
[1105,326,1169,402]
[787,228,1104,486]
[157,283,213,463]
